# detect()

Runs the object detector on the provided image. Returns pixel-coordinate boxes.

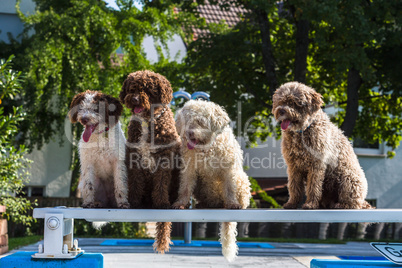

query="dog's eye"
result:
[198,118,210,128]
[91,104,99,112]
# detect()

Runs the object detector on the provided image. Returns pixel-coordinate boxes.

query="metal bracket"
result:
[32,213,84,259]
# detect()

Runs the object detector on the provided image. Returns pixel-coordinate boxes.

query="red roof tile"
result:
[193,2,248,37]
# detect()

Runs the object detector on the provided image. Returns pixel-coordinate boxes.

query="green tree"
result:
[0,0,191,150]
[0,56,35,226]
[0,0,189,194]
[9,0,183,149]
[168,0,402,155]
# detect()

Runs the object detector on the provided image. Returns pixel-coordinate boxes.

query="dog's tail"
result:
[153,222,173,254]
[219,222,238,262]
[92,222,108,230]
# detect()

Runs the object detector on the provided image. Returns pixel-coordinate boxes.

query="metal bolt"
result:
[46,217,60,230]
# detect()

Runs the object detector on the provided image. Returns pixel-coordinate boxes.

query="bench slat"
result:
[33,208,402,223]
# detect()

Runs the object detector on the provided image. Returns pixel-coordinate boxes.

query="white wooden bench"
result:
[32,207,402,259]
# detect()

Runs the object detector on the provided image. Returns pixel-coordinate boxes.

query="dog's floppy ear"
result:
[271,90,280,114]
[105,94,123,118]
[120,76,130,105]
[310,90,323,113]
[68,92,86,123]
[158,77,173,105]
[175,108,186,136]
[211,103,231,132]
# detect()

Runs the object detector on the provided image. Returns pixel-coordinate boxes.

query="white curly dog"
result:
[173,99,251,262]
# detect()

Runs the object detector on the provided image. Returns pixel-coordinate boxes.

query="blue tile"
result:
[0,251,103,268]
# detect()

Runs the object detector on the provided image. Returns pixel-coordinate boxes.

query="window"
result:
[20,186,45,197]
[353,137,380,149]
[353,138,385,157]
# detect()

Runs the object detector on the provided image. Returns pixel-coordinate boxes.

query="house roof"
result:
[193,3,247,38]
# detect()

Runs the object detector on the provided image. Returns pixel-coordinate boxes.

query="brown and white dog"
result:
[69,90,129,209]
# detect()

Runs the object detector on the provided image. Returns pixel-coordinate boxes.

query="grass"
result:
[8,235,43,251]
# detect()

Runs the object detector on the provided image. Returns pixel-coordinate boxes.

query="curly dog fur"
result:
[120,70,181,253]
[173,100,251,262]
[272,82,371,210]
[68,90,129,209]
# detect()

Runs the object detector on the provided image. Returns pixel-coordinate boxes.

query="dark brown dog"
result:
[272,82,371,210]
[120,70,181,253]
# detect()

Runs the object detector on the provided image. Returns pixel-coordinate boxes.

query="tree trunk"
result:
[341,68,362,138]
[294,19,309,83]
[255,9,278,96]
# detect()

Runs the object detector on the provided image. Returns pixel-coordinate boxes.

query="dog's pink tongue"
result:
[134,107,144,114]
[187,139,197,150]
[83,125,96,142]
[281,120,291,130]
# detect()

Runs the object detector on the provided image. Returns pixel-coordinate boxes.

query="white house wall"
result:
[0,0,35,43]
[142,34,186,63]
[26,132,73,198]
[359,147,402,208]
[240,137,287,178]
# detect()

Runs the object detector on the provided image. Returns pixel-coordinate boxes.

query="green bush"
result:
[0,55,36,227]
[74,221,147,238]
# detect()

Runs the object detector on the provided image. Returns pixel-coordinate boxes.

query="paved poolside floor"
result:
[2,238,383,268]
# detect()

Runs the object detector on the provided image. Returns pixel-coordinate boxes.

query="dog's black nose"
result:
[187,130,195,139]
[279,109,286,116]
[132,96,139,103]
[81,117,89,125]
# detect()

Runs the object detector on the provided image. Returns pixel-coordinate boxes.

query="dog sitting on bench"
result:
[69,90,129,209]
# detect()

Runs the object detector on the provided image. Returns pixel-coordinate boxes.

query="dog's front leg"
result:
[303,167,326,209]
[222,171,242,209]
[172,167,196,209]
[79,164,96,208]
[114,160,130,209]
[283,166,305,209]
[127,149,145,208]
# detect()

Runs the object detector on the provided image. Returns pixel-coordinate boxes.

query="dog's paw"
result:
[225,202,242,209]
[118,202,130,209]
[333,203,357,209]
[172,202,188,209]
[93,202,103,208]
[82,202,95,208]
[283,202,298,209]
[302,202,318,209]
[172,205,186,209]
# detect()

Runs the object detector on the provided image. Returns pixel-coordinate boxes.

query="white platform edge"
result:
[31,251,84,259]
[33,208,402,223]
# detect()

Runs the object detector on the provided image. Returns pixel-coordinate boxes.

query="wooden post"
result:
[0,205,8,255]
